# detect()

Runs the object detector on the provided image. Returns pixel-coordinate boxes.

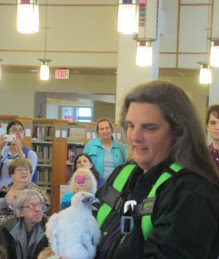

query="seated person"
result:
[73,153,102,187]
[0,189,49,259]
[60,168,97,210]
[0,120,38,187]
[0,157,50,225]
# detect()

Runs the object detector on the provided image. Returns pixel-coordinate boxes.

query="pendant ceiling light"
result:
[39,59,51,80]
[134,0,159,67]
[39,0,51,81]
[136,41,152,67]
[209,38,219,67]
[199,62,212,84]
[117,0,138,34]
[198,2,212,84]
[17,0,39,34]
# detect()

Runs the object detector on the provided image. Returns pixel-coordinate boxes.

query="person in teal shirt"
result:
[83,118,126,183]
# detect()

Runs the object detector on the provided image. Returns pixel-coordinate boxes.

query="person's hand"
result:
[10,138,23,156]
[73,183,86,193]
[0,135,7,153]
[5,192,16,207]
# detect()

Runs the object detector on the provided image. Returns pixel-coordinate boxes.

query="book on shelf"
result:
[67,127,86,143]
[37,167,51,186]
[66,144,84,164]
[32,126,53,142]
[33,145,52,164]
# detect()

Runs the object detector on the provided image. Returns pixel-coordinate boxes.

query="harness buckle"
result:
[123,200,137,213]
[121,216,134,235]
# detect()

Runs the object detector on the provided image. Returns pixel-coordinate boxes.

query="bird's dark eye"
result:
[82,196,92,203]
[86,197,92,203]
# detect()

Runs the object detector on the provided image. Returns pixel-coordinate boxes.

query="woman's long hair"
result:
[120,80,219,187]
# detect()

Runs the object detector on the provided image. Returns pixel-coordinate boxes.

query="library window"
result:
[61,106,93,122]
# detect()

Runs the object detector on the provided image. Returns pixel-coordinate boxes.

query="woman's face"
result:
[73,170,93,193]
[126,102,176,172]
[11,166,31,184]
[76,155,93,170]
[8,123,24,145]
[98,121,113,142]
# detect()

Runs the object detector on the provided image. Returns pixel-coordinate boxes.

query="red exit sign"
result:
[55,69,69,79]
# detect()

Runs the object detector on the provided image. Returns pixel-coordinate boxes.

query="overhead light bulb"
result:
[40,60,50,80]
[117,0,138,34]
[199,64,212,84]
[210,40,219,67]
[136,42,152,67]
[17,0,39,34]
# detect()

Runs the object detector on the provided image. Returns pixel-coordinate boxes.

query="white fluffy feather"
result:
[46,191,100,259]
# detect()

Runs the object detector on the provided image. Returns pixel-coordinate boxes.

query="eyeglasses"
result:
[15,167,30,173]
[9,128,24,134]
[21,202,44,211]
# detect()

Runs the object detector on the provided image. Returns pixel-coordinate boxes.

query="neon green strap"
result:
[142,162,183,240]
[97,164,136,228]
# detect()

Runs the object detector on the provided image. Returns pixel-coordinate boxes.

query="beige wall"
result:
[0,72,116,116]
[159,70,209,127]
[93,101,115,122]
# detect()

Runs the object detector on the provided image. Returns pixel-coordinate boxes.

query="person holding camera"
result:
[0,120,37,187]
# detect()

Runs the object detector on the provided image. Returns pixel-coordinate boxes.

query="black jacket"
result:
[95,160,219,259]
[0,216,48,259]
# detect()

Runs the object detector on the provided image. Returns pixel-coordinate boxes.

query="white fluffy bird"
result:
[46,191,100,259]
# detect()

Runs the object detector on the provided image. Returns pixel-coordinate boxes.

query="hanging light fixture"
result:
[208,38,219,67]
[117,0,138,34]
[199,62,212,84]
[39,59,51,80]
[134,0,159,67]
[198,2,212,84]
[39,0,51,80]
[136,41,153,66]
[17,0,39,34]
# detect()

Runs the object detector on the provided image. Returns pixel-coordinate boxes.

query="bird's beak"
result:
[90,197,99,211]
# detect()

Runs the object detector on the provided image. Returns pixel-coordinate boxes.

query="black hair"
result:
[6,120,24,134]
[74,153,99,182]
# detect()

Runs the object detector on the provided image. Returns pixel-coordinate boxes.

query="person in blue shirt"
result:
[60,168,97,210]
[0,120,37,187]
[83,118,126,184]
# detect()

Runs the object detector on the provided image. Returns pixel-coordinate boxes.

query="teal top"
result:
[83,137,126,179]
[60,192,73,210]
[103,146,114,180]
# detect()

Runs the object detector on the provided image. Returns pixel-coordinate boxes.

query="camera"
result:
[3,134,16,143]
